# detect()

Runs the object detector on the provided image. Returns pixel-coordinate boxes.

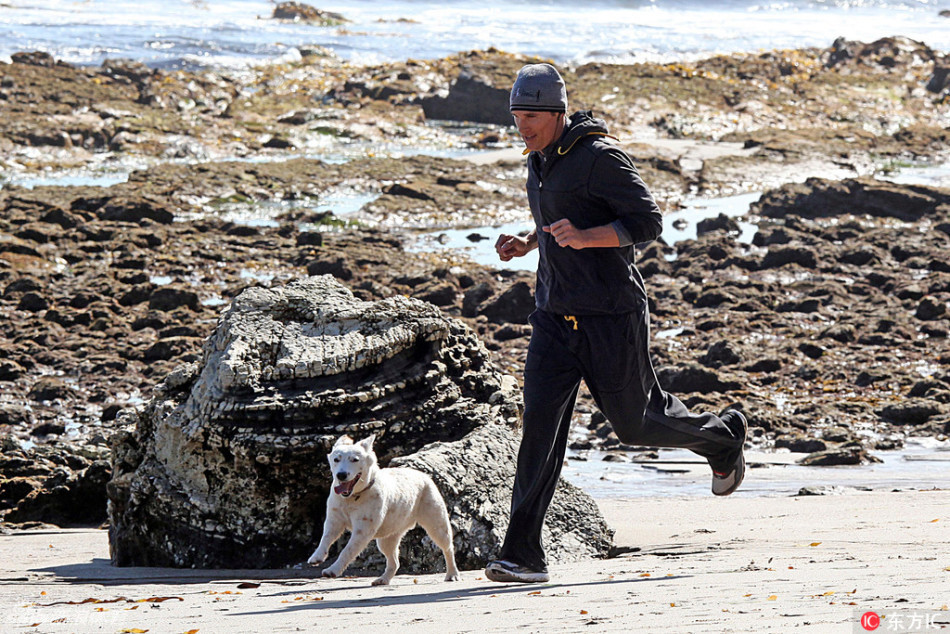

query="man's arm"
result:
[495,230,538,261]
[542,219,619,249]
[589,146,663,244]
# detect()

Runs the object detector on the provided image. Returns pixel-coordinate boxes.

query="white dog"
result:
[307,434,460,585]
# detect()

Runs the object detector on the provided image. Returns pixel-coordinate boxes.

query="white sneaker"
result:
[485,559,550,583]
[712,410,747,496]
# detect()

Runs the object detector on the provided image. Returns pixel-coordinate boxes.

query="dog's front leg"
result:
[321,521,376,579]
[308,510,346,566]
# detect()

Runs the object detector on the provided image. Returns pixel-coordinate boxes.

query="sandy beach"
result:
[2,487,947,634]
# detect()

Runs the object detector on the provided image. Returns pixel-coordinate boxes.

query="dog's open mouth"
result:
[334,473,362,497]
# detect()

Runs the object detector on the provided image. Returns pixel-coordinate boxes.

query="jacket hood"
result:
[553,110,612,156]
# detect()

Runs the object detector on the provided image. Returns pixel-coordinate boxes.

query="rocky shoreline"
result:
[1,35,949,530]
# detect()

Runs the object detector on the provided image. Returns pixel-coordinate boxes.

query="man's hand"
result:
[495,232,536,261]
[543,219,620,249]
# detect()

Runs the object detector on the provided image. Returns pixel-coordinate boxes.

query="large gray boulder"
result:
[108,276,612,570]
[420,67,512,126]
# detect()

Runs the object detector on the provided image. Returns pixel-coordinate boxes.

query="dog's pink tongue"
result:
[334,477,358,496]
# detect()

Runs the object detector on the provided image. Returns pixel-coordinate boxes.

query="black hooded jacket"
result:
[526,110,662,315]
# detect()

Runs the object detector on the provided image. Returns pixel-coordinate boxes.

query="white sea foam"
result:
[1,0,947,70]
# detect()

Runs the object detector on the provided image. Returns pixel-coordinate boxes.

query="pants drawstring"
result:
[563,315,578,331]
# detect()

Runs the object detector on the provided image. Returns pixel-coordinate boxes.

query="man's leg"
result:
[495,311,582,573]
[580,309,745,472]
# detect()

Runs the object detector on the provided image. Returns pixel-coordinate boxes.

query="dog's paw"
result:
[321,568,340,579]
[371,576,391,586]
[306,553,325,566]
[444,572,460,582]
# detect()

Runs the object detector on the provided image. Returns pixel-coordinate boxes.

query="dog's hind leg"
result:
[418,503,460,582]
[372,531,406,586]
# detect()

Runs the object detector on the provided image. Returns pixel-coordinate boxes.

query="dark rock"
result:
[4,277,42,297]
[5,460,111,526]
[823,36,936,71]
[798,342,825,359]
[753,177,950,223]
[696,213,740,236]
[693,289,736,308]
[751,227,793,246]
[112,255,147,270]
[494,324,530,342]
[263,135,294,149]
[11,51,56,67]
[855,371,885,387]
[296,231,323,247]
[760,246,817,269]
[307,256,353,281]
[0,359,26,381]
[101,58,152,84]
[384,183,435,201]
[926,63,950,94]
[915,296,946,321]
[131,313,166,331]
[461,282,495,318]
[774,435,827,453]
[28,377,73,402]
[143,336,200,362]
[909,379,949,398]
[421,67,512,126]
[416,283,457,307]
[272,2,346,23]
[101,404,124,422]
[31,422,66,436]
[99,197,175,224]
[148,287,199,312]
[777,298,821,313]
[17,291,48,312]
[119,284,155,307]
[798,445,881,466]
[819,324,856,344]
[655,364,742,394]
[838,248,880,266]
[698,340,742,368]
[745,358,783,373]
[481,281,534,324]
[877,399,944,426]
[225,224,260,237]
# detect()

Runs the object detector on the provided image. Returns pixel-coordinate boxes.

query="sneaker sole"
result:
[485,566,549,584]
[712,451,745,496]
[712,411,748,496]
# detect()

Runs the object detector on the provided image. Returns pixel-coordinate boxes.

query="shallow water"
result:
[564,438,950,499]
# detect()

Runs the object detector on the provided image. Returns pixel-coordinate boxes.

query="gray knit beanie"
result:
[509,63,568,113]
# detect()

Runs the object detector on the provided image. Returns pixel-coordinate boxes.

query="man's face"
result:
[511,110,563,153]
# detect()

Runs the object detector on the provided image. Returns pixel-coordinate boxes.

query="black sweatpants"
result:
[499,307,743,571]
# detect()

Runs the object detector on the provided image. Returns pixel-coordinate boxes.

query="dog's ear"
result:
[333,435,353,448]
[358,434,376,452]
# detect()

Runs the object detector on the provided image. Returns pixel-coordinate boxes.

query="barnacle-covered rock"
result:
[107,275,612,569]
